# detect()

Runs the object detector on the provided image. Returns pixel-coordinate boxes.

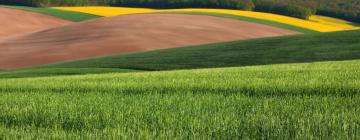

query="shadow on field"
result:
[43,30,360,71]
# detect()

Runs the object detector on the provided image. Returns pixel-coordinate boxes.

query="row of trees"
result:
[0,0,359,22]
[254,0,360,22]
[317,0,360,23]
[254,0,314,19]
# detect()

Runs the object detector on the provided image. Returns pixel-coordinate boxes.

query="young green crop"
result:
[0,60,359,139]
[3,60,360,96]
[1,93,358,139]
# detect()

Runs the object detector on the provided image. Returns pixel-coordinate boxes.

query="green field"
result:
[1,5,100,22]
[0,60,359,139]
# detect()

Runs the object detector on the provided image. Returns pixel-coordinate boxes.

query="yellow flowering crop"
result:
[54,6,360,32]
[55,6,156,16]
[309,15,360,31]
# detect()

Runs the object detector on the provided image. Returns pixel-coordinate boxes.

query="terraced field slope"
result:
[0,14,299,70]
[0,8,71,39]
[55,6,360,32]
[0,60,359,139]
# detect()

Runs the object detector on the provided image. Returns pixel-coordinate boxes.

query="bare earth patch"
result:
[0,8,71,40]
[0,13,300,69]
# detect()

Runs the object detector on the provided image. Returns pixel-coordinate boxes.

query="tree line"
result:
[253,0,360,22]
[0,0,359,22]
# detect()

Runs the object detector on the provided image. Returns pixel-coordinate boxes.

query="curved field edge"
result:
[0,68,141,79]
[0,5,100,22]
[38,30,360,71]
[155,12,316,34]
[0,60,359,138]
[54,7,360,32]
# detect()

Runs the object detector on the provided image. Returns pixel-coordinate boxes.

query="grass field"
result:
[54,6,360,32]
[0,60,359,139]
[1,5,100,22]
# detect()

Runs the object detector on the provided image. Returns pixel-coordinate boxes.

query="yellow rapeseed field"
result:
[309,15,359,31]
[54,6,360,32]
[56,6,156,16]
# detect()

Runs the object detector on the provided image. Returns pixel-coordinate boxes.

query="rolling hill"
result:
[0,60,359,139]
[44,30,360,70]
[1,29,359,78]
[0,13,299,70]
[0,4,359,139]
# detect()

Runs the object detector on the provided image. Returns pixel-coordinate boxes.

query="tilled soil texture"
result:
[0,14,300,69]
[0,8,71,40]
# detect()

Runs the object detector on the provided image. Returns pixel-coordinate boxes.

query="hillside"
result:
[0,13,299,70]
[0,60,359,139]
[1,29,360,78]
[44,30,360,70]
[0,2,359,139]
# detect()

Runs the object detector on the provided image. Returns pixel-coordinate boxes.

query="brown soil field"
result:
[0,8,71,40]
[0,13,300,70]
